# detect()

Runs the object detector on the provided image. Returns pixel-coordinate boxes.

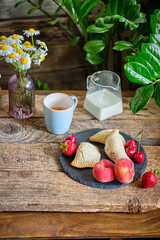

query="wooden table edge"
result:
[0,209,160,238]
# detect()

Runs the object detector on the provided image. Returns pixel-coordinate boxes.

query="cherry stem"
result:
[138,130,143,152]
[130,131,143,149]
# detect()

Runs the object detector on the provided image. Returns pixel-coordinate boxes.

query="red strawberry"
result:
[142,169,159,188]
[66,135,77,143]
[60,140,77,156]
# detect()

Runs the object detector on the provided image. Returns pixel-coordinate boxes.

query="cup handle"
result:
[71,95,78,110]
[87,75,91,89]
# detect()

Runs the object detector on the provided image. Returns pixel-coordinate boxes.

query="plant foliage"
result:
[124,9,160,113]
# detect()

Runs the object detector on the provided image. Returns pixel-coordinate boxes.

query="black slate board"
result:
[59,128,147,189]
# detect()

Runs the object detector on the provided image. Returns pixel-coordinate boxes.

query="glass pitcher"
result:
[83,70,123,120]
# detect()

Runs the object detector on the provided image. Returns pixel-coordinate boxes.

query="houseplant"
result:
[0,29,48,119]
[114,9,160,113]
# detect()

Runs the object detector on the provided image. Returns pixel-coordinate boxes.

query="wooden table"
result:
[0,90,160,239]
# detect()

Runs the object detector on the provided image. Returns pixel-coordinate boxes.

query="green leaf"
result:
[124,62,153,85]
[129,84,154,114]
[150,34,160,46]
[85,53,103,65]
[113,40,133,51]
[133,35,147,48]
[14,0,27,8]
[48,19,59,25]
[87,24,110,33]
[39,0,44,6]
[43,83,50,90]
[28,7,39,15]
[115,40,133,47]
[83,40,106,54]
[150,14,160,33]
[70,37,80,46]
[35,78,42,90]
[78,0,99,21]
[154,81,160,107]
[126,56,157,80]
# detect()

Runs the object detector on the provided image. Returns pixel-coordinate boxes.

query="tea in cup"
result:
[43,93,78,134]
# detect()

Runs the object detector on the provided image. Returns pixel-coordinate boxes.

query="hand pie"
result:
[71,142,101,168]
[90,129,126,146]
[104,129,130,162]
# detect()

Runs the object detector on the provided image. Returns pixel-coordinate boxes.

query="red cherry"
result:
[126,145,137,157]
[126,140,136,148]
[134,151,144,163]
[66,135,77,143]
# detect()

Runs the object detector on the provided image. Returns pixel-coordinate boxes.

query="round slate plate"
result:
[59,128,147,189]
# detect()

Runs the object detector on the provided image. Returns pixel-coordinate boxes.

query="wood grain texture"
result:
[0,209,160,238]
[0,90,159,214]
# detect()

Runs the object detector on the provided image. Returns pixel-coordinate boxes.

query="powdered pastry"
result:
[71,142,101,168]
[90,129,126,145]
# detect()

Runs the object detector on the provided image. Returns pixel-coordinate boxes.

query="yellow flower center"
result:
[12,43,18,48]
[41,56,45,61]
[26,45,33,48]
[16,49,23,54]
[9,53,16,59]
[28,28,35,33]
[12,34,19,40]
[0,44,8,50]
[0,36,7,41]
[20,57,28,65]
[24,41,31,45]
[42,41,46,45]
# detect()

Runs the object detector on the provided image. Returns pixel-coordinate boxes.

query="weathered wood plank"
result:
[0,141,159,213]
[1,93,160,121]
[0,209,160,238]
[0,0,59,20]
[0,117,159,144]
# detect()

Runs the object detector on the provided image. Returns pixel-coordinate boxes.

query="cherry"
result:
[66,135,77,143]
[126,140,136,148]
[134,151,145,163]
[126,145,137,157]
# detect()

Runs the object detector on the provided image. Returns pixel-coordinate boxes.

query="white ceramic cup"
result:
[43,93,78,134]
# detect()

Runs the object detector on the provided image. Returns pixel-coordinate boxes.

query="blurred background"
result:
[0,0,159,91]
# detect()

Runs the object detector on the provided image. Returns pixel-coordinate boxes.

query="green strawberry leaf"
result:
[129,84,154,114]
[154,81,160,107]
[124,62,153,85]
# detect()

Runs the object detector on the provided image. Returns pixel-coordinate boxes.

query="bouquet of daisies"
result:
[0,28,48,72]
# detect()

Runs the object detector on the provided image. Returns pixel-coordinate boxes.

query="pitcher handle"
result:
[71,95,78,110]
[87,75,92,89]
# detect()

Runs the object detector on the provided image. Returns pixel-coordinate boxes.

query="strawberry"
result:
[142,169,159,188]
[60,140,77,156]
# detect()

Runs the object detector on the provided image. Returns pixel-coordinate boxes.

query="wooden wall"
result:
[0,0,133,90]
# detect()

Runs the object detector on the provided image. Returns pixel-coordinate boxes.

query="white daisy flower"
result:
[8,34,24,44]
[11,42,19,50]
[33,49,47,66]
[23,28,40,37]
[17,53,31,70]
[36,40,48,51]
[0,36,8,44]
[16,48,24,55]
[5,52,19,64]
[0,44,12,56]
[22,44,37,52]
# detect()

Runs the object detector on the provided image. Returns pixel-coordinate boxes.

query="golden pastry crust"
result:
[90,129,126,146]
[71,142,101,168]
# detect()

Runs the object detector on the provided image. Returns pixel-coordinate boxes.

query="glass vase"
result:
[8,70,35,119]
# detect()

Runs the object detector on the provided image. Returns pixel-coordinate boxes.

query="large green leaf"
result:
[154,82,160,107]
[85,53,103,65]
[83,40,106,54]
[78,0,99,21]
[126,56,156,80]
[124,62,153,85]
[150,14,160,33]
[150,34,160,46]
[137,52,160,78]
[142,43,160,61]
[129,84,154,114]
